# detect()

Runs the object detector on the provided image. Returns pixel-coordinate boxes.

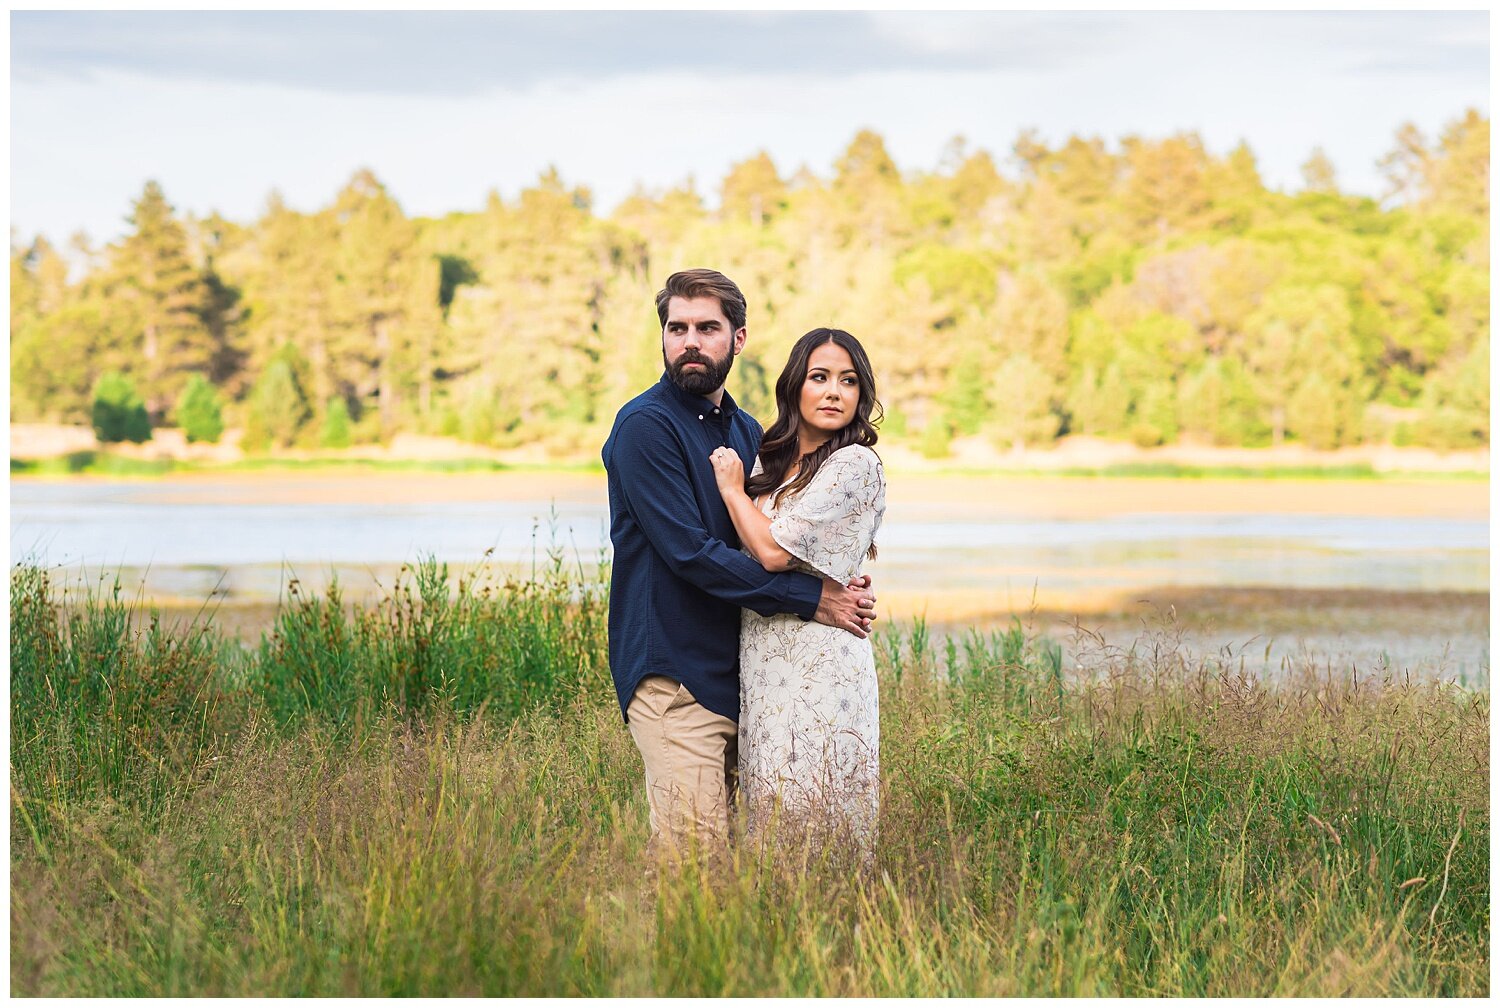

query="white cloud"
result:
[11,12,1487,244]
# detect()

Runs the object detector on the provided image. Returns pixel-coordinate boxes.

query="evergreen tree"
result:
[112,181,214,417]
[330,170,427,438]
[8,114,1487,456]
[1300,147,1339,193]
[987,354,1059,451]
[720,151,786,226]
[243,348,313,450]
[320,396,352,449]
[176,373,225,443]
[91,371,152,443]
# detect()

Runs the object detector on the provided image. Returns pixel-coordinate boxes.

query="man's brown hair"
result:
[655,269,748,333]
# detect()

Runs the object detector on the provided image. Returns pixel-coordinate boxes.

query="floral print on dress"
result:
[739,444,886,856]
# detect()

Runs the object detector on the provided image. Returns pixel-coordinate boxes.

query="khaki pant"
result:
[626,675,737,862]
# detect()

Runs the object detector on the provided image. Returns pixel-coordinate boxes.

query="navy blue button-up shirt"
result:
[602,372,823,723]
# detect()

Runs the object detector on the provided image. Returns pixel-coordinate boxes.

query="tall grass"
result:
[10,560,1488,996]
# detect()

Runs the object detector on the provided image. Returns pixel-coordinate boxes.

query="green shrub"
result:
[320,396,353,449]
[90,372,151,443]
[176,374,225,443]
[243,354,312,450]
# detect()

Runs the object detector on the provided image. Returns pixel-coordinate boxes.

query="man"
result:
[601,268,877,862]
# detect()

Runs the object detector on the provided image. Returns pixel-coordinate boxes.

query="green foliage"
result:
[113,181,220,415]
[7,566,1488,995]
[987,354,1059,450]
[319,396,353,449]
[939,348,990,436]
[243,346,313,451]
[1178,357,1268,446]
[10,566,242,833]
[894,245,998,312]
[918,420,952,459]
[176,373,225,443]
[1412,338,1489,449]
[90,371,152,443]
[9,112,1489,455]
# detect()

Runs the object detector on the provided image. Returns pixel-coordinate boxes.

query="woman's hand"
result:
[709,446,745,498]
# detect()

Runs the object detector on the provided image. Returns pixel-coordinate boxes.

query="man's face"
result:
[662,295,746,395]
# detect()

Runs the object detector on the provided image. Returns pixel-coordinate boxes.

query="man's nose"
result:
[682,327,702,348]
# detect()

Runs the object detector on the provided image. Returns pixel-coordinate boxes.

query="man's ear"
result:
[733,327,747,356]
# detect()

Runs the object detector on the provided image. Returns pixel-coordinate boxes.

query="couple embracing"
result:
[603,268,886,867]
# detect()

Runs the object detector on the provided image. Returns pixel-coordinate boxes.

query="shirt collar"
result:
[658,371,740,419]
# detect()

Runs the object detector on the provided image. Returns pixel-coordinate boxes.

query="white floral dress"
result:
[739,444,886,850]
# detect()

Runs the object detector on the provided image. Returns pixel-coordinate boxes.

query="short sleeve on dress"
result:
[768,446,885,584]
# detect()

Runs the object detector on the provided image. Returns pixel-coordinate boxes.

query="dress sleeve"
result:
[768,447,886,584]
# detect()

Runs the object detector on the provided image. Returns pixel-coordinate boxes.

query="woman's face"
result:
[798,340,861,442]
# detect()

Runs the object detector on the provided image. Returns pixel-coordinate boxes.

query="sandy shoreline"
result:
[120,583,1489,688]
[14,468,1488,519]
[124,581,1487,640]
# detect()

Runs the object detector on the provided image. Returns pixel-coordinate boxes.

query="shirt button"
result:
[698,414,704,420]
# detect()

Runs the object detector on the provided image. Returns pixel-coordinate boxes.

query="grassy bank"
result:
[10,449,1487,482]
[9,451,604,478]
[909,461,1490,481]
[10,561,1488,996]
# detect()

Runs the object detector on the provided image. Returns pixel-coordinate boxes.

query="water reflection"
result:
[11,477,1488,681]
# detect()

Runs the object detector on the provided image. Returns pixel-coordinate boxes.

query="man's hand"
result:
[814,574,878,638]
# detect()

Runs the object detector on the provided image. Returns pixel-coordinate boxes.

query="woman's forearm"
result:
[720,487,796,571]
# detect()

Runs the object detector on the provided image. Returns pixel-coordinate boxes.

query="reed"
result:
[9,560,1488,996]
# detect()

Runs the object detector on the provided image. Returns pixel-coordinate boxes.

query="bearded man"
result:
[601,268,877,862]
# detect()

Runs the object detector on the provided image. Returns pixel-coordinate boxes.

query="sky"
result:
[9,10,1490,247]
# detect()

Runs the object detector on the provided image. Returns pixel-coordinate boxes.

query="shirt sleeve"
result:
[610,410,822,620]
[769,446,886,584]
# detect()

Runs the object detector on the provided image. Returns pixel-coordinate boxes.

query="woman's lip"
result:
[818,407,841,414]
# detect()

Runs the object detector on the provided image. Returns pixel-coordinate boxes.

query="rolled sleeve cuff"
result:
[784,570,822,622]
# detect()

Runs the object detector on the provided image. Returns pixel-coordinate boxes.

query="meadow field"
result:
[9,555,1488,997]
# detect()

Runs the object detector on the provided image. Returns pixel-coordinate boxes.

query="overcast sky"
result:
[10,10,1489,246]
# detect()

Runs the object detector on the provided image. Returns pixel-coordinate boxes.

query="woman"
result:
[708,327,886,858]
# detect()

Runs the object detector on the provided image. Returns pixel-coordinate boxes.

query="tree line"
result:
[10,110,1488,455]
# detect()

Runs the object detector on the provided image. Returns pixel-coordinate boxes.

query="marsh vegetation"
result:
[10,558,1488,996]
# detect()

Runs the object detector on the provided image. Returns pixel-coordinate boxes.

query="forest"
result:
[9,110,1489,456]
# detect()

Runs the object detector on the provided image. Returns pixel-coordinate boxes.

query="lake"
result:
[10,472,1489,683]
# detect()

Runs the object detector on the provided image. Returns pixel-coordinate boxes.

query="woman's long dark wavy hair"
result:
[746,327,882,519]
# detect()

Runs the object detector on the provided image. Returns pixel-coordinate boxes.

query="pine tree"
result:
[176,373,225,443]
[112,181,214,418]
[329,170,441,438]
[1300,147,1339,193]
[320,396,352,449]
[720,151,787,226]
[243,347,313,450]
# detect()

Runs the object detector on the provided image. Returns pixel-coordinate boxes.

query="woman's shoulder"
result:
[827,443,883,474]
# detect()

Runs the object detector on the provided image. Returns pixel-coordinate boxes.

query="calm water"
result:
[11,477,1489,681]
[11,478,1487,592]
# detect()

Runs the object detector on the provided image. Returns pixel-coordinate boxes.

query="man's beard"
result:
[665,348,734,395]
